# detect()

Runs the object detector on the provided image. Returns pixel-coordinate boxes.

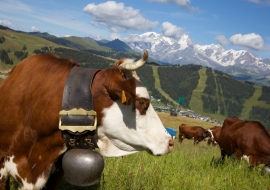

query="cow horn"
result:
[120,50,148,72]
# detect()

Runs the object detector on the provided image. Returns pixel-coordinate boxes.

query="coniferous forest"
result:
[158,64,201,108]
[201,68,218,114]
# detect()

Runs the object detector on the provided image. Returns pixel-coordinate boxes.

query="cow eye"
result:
[138,100,145,104]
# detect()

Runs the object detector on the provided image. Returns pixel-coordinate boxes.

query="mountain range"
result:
[123,32,270,75]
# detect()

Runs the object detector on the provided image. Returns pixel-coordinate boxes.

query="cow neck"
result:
[61,66,100,149]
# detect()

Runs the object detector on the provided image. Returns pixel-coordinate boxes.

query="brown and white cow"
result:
[219,117,270,170]
[0,50,173,190]
[178,124,211,145]
[207,126,222,146]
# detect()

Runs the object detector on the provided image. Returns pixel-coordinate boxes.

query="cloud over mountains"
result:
[83,1,159,33]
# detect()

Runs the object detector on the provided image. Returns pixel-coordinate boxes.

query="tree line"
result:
[84,49,143,61]
[258,86,270,104]
[158,64,201,108]
[201,68,218,113]
[249,106,270,130]
[0,49,13,65]
[214,71,255,118]
[0,35,5,43]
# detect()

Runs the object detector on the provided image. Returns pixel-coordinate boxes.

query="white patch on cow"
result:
[0,166,7,180]
[97,100,172,157]
[241,155,250,164]
[208,129,214,140]
[58,144,67,155]
[135,80,149,99]
[4,155,49,190]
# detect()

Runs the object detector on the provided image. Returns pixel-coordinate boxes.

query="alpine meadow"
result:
[1,7,270,189]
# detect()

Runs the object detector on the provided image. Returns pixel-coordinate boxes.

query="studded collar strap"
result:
[60,66,100,149]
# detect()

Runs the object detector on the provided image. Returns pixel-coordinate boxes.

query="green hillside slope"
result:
[2,29,270,128]
[0,29,60,69]
[96,39,137,53]
[62,36,112,51]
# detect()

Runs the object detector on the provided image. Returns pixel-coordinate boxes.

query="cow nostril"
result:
[169,139,174,151]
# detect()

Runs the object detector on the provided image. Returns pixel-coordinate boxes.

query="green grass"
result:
[55,113,268,190]
[189,68,226,121]
[189,68,207,113]
[152,66,178,107]
[0,29,61,69]
[62,37,113,52]
[8,112,270,190]
[241,85,270,120]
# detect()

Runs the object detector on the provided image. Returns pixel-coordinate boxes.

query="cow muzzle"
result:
[146,139,174,156]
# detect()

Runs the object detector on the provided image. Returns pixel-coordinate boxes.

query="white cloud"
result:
[229,33,266,51]
[215,35,229,46]
[110,33,122,40]
[64,35,71,37]
[146,0,198,12]
[122,33,160,44]
[83,1,159,33]
[30,26,40,32]
[243,0,270,4]
[0,20,17,28]
[161,22,184,39]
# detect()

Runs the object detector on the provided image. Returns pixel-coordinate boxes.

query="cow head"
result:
[92,50,174,157]
[203,130,212,141]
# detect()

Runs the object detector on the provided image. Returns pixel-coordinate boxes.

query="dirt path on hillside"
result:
[0,75,7,79]
[0,69,12,73]
[0,69,12,80]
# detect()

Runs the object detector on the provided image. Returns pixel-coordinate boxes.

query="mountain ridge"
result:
[123,32,270,74]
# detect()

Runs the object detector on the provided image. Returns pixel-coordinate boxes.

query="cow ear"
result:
[106,77,136,105]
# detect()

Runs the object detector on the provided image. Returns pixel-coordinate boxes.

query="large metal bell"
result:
[62,148,104,186]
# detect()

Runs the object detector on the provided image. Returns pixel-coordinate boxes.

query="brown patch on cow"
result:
[0,54,79,187]
[135,97,149,115]
[15,175,22,184]
[39,156,42,160]
[219,117,270,166]
[92,61,137,126]
[207,126,222,146]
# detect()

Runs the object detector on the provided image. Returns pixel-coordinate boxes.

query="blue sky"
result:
[0,0,270,59]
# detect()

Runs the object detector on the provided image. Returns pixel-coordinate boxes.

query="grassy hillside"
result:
[189,68,227,121]
[61,36,112,52]
[0,29,60,69]
[2,29,270,127]
[152,66,178,107]
[96,39,137,53]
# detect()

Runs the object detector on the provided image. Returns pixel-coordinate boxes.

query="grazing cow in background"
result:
[179,124,211,145]
[0,50,173,190]
[219,117,270,172]
[207,126,222,146]
[170,112,177,116]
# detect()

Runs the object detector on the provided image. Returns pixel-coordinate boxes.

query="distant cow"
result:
[170,112,177,116]
[179,124,212,145]
[207,126,222,146]
[219,117,270,171]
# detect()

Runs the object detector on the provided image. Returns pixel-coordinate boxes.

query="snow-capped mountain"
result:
[195,44,270,73]
[123,32,270,74]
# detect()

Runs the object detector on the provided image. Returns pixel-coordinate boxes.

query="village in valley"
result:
[151,96,223,126]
